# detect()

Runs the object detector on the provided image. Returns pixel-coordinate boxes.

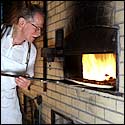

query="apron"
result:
[1,34,28,124]
[1,25,35,124]
[1,55,27,124]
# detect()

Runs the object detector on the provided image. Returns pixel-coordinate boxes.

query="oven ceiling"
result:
[64,26,118,54]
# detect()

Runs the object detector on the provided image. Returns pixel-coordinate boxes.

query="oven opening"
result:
[82,53,116,87]
[64,53,116,89]
[64,26,119,93]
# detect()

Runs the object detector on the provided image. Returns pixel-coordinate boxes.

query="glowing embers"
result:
[82,53,116,86]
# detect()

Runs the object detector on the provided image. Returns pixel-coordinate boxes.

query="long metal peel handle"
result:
[1,72,62,83]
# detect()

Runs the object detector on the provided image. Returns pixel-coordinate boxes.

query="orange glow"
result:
[82,54,116,81]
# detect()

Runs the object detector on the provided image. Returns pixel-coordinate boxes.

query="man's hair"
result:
[17,4,44,23]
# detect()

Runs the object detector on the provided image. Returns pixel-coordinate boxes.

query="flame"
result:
[82,53,116,81]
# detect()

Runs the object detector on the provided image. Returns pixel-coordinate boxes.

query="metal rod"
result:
[1,72,63,82]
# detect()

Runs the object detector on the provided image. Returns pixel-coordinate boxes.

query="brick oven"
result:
[44,1,122,94]
[64,26,119,93]
[39,1,124,124]
[63,1,120,94]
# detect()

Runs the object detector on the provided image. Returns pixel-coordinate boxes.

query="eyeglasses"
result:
[28,22,43,33]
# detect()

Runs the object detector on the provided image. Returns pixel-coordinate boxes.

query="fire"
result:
[82,53,116,81]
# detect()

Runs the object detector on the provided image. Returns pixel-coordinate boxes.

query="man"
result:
[1,4,44,124]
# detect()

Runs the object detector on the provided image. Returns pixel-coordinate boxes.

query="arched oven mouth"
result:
[41,25,120,95]
[63,25,119,93]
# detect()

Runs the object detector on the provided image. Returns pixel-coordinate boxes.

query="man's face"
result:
[23,12,44,42]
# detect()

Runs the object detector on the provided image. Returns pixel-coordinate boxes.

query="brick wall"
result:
[115,1,124,93]
[21,1,124,124]
[10,1,124,124]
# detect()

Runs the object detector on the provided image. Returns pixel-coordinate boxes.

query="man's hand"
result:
[15,76,31,89]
